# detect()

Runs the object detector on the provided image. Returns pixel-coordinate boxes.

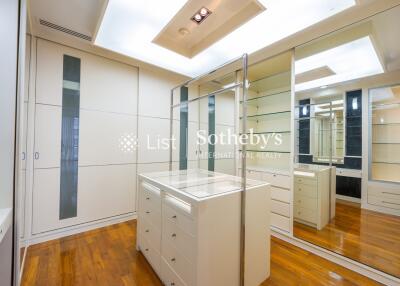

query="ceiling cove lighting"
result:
[295,36,384,92]
[191,7,211,24]
[95,0,355,77]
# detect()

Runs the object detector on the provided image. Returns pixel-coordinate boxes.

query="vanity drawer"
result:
[263,172,290,189]
[139,234,161,276]
[271,213,290,232]
[138,215,161,253]
[141,182,161,207]
[162,217,196,263]
[161,257,187,286]
[368,195,400,210]
[271,200,290,217]
[294,176,317,187]
[294,195,317,211]
[162,239,194,286]
[271,187,290,203]
[294,183,317,198]
[294,206,316,224]
[163,202,197,237]
[140,201,161,229]
[368,188,400,200]
[163,195,195,220]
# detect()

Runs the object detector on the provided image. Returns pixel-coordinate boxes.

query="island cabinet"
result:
[137,169,271,286]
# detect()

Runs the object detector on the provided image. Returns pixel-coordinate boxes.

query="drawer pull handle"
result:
[145,229,149,233]
[383,192,400,196]
[145,248,149,252]
[146,197,150,200]
[171,283,175,286]
[298,200,301,203]
[146,211,150,214]
[171,258,176,262]
[171,233,177,238]
[172,215,177,219]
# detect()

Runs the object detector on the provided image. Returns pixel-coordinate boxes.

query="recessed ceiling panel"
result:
[153,0,266,58]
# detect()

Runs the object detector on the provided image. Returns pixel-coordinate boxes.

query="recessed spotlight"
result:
[191,7,211,25]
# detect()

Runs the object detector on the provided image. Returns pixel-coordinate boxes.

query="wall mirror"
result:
[293,5,400,278]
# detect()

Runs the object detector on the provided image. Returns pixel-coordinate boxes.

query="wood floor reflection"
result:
[21,219,382,286]
[294,200,400,278]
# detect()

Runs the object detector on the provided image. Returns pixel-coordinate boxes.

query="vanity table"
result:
[294,164,335,230]
[137,169,271,286]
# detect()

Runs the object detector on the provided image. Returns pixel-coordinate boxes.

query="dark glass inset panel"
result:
[298,99,310,155]
[336,176,361,198]
[60,55,81,220]
[346,90,362,157]
[208,95,215,171]
[179,86,188,170]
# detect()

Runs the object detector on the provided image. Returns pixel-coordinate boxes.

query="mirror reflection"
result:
[293,5,400,278]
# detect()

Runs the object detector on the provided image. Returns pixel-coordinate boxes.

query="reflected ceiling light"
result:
[295,36,384,92]
[95,0,355,76]
[352,97,359,110]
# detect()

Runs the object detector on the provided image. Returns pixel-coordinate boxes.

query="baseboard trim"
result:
[336,195,361,204]
[23,212,137,246]
[272,230,400,286]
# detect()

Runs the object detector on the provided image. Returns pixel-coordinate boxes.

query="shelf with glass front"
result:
[240,72,292,172]
[371,102,400,183]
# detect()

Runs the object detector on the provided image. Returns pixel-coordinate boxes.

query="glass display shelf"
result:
[240,131,291,135]
[241,110,291,121]
[240,149,290,154]
[240,90,291,106]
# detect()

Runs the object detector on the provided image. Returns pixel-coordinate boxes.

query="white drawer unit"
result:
[293,165,332,230]
[368,182,400,214]
[137,170,271,286]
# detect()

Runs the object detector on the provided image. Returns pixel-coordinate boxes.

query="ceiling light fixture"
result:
[191,7,211,24]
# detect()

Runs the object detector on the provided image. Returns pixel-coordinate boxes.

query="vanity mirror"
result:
[293,5,400,278]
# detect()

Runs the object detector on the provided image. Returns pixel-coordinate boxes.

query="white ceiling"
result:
[95,0,356,77]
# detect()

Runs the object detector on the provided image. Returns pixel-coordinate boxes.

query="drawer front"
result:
[271,187,290,203]
[294,206,316,224]
[138,215,161,253]
[162,239,194,286]
[141,183,161,207]
[163,195,195,220]
[162,217,196,263]
[263,172,290,189]
[161,258,186,286]
[294,176,317,187]
[294,183,317,199]
[139,234,161,276]
[163,202,197,237]
[140,201,161,229]
[271,213,290,232]
[368,188,400,201]
[294,195,317,211]
[368,195,400,210]
[271,200,290,217]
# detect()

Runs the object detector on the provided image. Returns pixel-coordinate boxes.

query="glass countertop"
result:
[141,169,267,200]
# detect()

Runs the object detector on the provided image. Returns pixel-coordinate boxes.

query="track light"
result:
[191,7,211,24]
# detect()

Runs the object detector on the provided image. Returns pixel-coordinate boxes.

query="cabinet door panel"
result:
[34,104,62,168]
[79,110,137,166]
[138,117,170,163]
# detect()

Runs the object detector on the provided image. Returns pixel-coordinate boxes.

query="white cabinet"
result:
[34,104,62,168]
[293,165,331,230]
[137,170,270,286]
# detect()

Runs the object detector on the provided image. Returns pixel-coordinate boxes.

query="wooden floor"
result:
[21,220,382,286]
[294,200,400,278]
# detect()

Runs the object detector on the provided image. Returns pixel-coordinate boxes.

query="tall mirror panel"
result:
[293,5,400,278]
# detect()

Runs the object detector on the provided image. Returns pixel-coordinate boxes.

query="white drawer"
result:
[263,172,290,189]
[139,200,161,229]
[294,183,317,199]
[271,187,290,203]
[162,217,196,263]
[141,182,161,207]
[163,202,197,237]
[294,195,317,211]
[163,195,195,220]
[368,195,400,210]
[368,188,400,200]
[271,213,290,232]
[139,234,161,276]
[271,200,290,217]
[294,206,316,224]
[138,215,161,253]
[162,239,195,286]
[294,176,317,186]
[161,257,186,286]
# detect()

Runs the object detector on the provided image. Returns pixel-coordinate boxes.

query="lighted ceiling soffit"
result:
[295,36,384,92]
[95,0,355,77]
